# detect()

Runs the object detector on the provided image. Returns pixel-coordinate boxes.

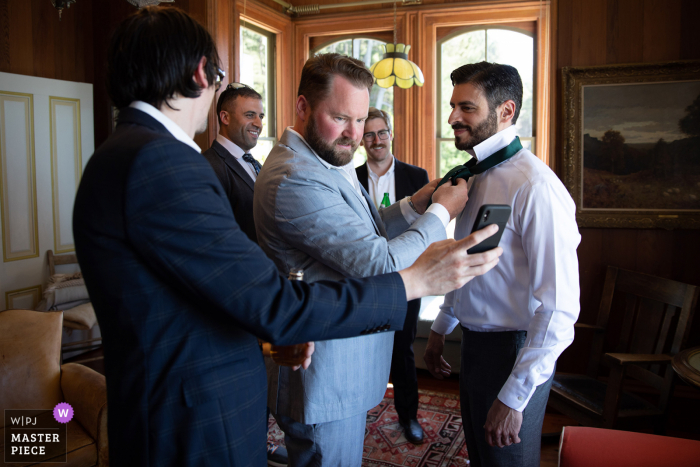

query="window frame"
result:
[436,25,536,176]
[239,22,277,150]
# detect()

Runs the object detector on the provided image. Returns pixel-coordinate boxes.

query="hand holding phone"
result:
[467,204,511,254]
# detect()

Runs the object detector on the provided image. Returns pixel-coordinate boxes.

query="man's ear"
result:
[194,56,210,89]
[296,95,310,121]
[219,110,229,126]
[497,100,516,125]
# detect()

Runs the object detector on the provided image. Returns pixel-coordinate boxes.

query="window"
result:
[240,24,276,163]
[314,38,394,168]
[437,27,534,177]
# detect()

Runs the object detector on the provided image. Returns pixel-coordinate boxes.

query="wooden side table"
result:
[672,347,700,389]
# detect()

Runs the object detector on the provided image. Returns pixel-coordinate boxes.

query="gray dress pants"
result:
[459,327,554,467]
[273,411,367,467]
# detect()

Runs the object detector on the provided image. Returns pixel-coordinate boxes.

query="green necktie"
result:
[428,136,523,207]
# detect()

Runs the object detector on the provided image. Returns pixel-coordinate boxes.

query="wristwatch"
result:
[407,196,419,214]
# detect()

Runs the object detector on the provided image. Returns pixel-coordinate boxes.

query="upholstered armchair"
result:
[0,309,108,466]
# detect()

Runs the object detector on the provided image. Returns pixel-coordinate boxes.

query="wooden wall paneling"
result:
[32,0,57,81]
[642,0,681,63]
[6,0,34,77]
[0,0,9,72]
[556,0,700,364]
[91,0,137,149]
[201,0,234,147]
[680,0,700,60]
[606,0,644,64]
[191,0,211,151]
[236,0,295,137]
[570,0,607,66]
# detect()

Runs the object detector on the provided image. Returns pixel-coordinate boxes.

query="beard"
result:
[305,114,358,167]
[453,109,498,151]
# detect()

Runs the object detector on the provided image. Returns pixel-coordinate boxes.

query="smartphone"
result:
[466,204,512,254]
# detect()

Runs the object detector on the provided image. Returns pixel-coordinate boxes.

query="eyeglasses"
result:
[363,130,390,141]
[225,82,254,91]
[215,68,226,91]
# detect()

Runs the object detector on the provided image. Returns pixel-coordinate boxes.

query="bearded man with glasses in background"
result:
[356,107,432,445]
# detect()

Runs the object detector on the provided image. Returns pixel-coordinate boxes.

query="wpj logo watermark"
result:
[4,403,72,463]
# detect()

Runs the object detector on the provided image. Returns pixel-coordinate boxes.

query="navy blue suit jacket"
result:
[202,140,257,243]
[356,158,429,200]
[73,108,408,467]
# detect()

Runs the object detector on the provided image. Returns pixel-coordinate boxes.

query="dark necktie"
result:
[428,137,523,206]
[242,153,262,175]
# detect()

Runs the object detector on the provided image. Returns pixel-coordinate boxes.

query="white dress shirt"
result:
[287,128,450,228]
[215,134,258,182]
[129,101,200,153]
[431,125,581,412]
[367,155,396,207]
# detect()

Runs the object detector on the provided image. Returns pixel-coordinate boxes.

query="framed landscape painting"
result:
[562,61,700,229]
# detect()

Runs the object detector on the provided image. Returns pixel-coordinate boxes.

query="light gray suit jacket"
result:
[254,129,446,424]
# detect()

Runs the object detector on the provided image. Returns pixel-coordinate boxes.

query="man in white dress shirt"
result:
[423,62,581,467]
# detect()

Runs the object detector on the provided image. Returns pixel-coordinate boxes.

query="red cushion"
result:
[559,427,700,467]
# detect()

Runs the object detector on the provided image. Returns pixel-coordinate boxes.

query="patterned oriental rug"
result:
[267,388,470,467]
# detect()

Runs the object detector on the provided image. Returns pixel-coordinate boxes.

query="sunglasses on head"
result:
[225,82,254,91]
[215,68,226,91]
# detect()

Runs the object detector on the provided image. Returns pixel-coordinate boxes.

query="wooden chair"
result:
[46,250,102,358]
[548,266,699,433]
[48,249,79,276]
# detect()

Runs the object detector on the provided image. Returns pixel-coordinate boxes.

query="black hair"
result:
[106,6,220,110]
[216,85,263,125]
[450,62,523,125]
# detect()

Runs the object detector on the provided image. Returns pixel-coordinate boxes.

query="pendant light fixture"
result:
[369,1,424,89]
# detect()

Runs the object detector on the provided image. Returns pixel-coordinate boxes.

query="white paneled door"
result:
[0,72,93,310]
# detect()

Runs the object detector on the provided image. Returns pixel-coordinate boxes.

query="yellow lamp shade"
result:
[370,43,424,89]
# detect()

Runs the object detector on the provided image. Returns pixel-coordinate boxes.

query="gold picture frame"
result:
[561,60,700,229]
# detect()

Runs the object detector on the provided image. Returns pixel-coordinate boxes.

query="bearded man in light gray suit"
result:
[254,53,472,466]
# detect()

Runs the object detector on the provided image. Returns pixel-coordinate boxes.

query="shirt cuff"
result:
[399,197,420,224]
[431,310,460,335]
[399,198,450,228]
[425,203,450,228]
[497,374,538,412]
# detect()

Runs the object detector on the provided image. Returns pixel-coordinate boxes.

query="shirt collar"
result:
[368,154,395,179]
[471,125,517,163]
[129,101,201,153]
[215,134,245,159]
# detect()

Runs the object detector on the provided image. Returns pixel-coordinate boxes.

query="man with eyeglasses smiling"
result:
[356,107,432,445]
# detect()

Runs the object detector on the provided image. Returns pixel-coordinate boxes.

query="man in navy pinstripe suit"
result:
[72,7,502,466]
